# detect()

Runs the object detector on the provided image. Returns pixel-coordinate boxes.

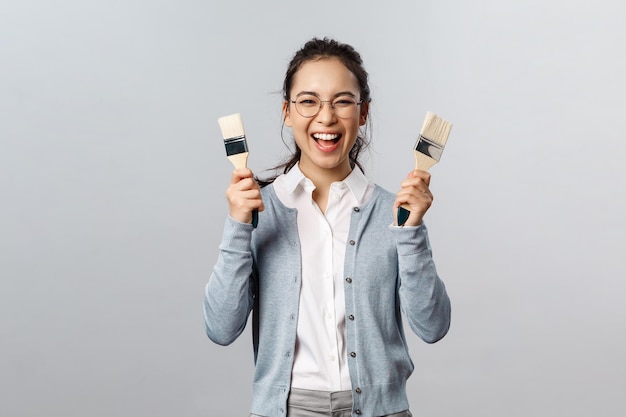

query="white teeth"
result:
[313,133,339,141]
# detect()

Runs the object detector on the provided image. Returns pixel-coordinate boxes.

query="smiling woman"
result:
[284,58,368,193]
[203,37,451,417]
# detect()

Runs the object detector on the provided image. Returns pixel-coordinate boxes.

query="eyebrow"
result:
[295,91,358,99]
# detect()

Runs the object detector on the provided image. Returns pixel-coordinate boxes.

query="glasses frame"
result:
[289,94,364,119]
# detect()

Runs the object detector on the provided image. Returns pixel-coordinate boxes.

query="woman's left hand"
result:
[394,170,433,226]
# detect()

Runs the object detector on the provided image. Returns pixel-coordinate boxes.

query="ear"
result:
[283,101,293,127]
[359,101,369,126]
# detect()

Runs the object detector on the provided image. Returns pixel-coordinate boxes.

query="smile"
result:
[312,133,341,152]
[313,133,340,141]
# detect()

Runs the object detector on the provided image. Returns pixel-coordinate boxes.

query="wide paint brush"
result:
[217,113,258,228]
[398,111,452,226]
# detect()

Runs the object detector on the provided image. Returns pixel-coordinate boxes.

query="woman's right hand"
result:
[226,168,264,225]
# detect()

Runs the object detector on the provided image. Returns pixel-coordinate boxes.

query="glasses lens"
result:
[332,97,358,118]
[295,95,321,118]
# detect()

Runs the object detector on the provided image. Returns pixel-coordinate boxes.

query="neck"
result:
[299,162,352,190]
[298,161,352,214]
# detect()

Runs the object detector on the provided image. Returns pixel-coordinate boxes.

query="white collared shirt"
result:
[273,164,375,391]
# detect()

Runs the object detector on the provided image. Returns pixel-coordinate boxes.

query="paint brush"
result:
[397,111,452,226]
[218,113,258,228]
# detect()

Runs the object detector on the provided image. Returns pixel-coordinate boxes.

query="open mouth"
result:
[312,133,340,149]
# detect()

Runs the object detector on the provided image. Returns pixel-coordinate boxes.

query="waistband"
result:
[288,388,352,412]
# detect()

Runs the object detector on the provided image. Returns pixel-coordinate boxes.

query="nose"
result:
[316,101,336,123]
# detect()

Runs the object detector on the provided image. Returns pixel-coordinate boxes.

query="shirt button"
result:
[355,387,361,394]
[350,352,356,358]
[345,277,352,283]
[348,314,354,321]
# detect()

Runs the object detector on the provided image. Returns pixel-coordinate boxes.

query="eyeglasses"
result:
[290,94,364,119]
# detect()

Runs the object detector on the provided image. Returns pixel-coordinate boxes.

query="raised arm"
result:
[204,168,263,345]
[393,170,450,342]
[393,223,451,343]
[204,217,256,345]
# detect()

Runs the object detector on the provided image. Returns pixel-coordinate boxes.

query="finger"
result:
[240,188,263,204]
[407,170,431,186]
[394,192,432,227]
[227,185,264,206]
[397,182,434,207]
[231,177,259,192]
[226,185,259,203]
[400,179,430,196]
[396,188,433,207]
[230,168,254,185]
[227,195,264,220]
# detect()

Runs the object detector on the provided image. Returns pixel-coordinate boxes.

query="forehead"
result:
[291,57,360,95]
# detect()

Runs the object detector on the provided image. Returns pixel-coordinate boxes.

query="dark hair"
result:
[258,37,372,186]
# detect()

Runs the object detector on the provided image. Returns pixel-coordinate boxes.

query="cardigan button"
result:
[355,387,361,394]
[345,277,352,283]
[353,207,360,212]
[349,240,355,246]
[348,314,354,321]
[350,352,356,358]
[355,410,361,415]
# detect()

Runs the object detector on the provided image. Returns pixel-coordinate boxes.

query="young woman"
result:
[204,38,451,417]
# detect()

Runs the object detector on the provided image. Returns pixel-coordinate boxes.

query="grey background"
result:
[2,1,625,416]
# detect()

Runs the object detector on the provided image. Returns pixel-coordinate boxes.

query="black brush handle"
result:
[252,209,258,228]
[397,207,410,227]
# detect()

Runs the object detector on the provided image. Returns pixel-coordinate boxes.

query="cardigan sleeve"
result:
[203,216,256,346]
[391,223,451,343]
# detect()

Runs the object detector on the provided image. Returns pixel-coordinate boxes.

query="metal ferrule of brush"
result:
[415,135,444,161]
[224,135,248,156]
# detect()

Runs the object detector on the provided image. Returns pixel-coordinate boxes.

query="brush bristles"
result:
[218,113,246,141]
[420,111,452,147]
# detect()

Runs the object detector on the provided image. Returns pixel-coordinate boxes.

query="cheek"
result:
[289,117,310,135]
[345,119,362,136]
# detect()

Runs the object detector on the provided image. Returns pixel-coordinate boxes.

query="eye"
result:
[333,98,356,108]
[297,96,319,107]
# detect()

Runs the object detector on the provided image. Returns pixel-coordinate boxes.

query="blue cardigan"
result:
[204,183,451,417]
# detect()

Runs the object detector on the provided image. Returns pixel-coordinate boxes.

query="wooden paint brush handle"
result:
[412,151,438,172]
[227,152,258,228]
[227,152,249,170]
[397,151,437,226]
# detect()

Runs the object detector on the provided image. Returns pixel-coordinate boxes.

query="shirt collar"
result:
[282,163,370,204]
[282,163,307,194]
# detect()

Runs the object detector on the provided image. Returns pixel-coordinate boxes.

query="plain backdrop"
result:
[2,1,625,416]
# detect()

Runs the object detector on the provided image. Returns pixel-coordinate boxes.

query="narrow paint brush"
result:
[218,113,258,228]
[398,111,452,226]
